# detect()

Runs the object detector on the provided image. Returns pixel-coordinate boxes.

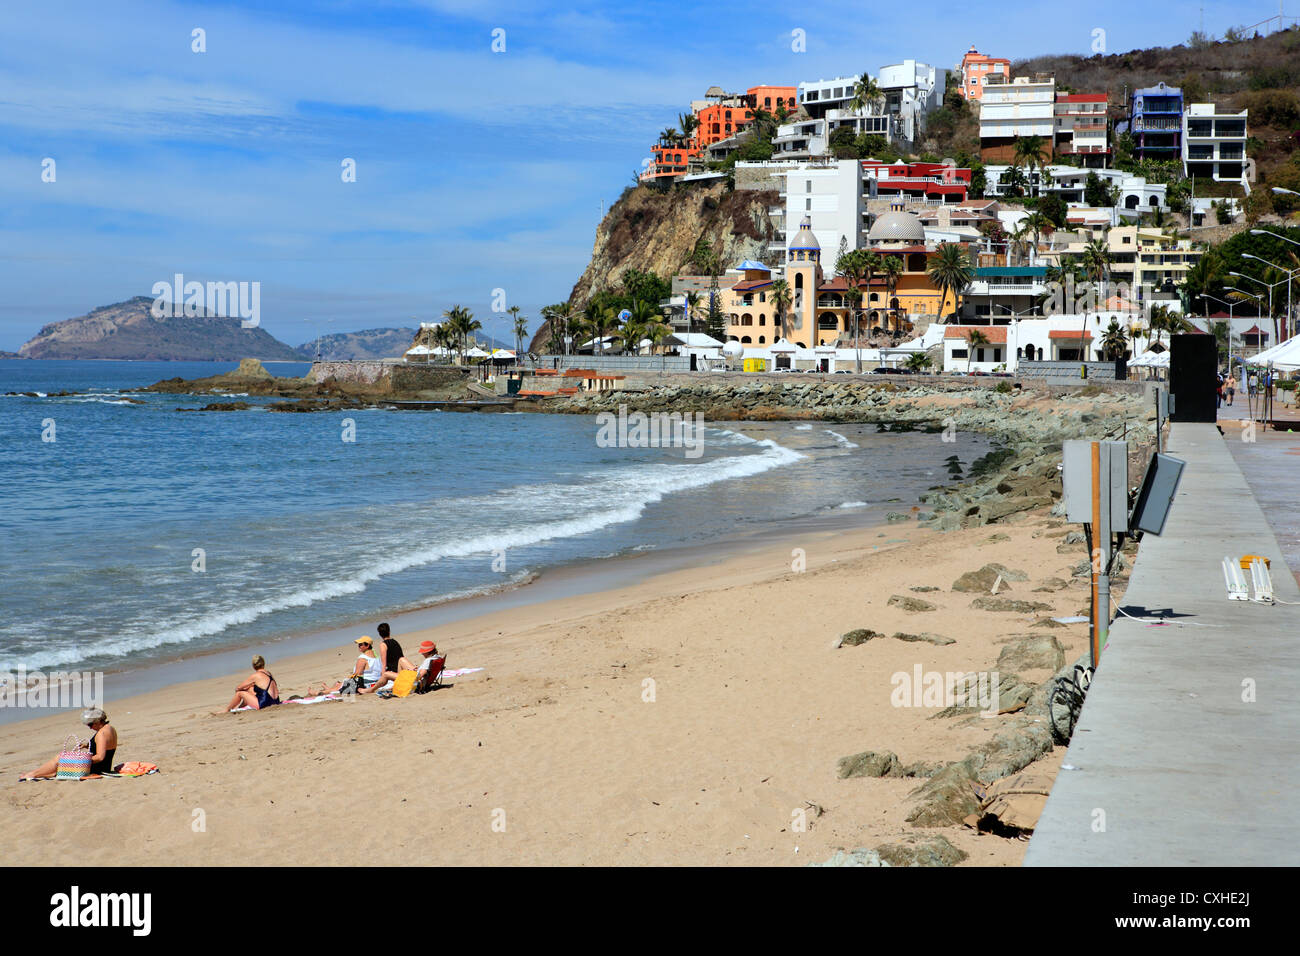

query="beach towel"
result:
[442,667,484,679]
[112,762,159,777]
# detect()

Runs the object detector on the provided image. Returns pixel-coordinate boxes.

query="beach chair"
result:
[416,655,446,694]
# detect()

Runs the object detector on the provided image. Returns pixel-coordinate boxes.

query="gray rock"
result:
[809,848,890,867]
[838,628,883,647]
[890,631,956,646]
[875,833,968,867]
[997,636,1065,675]
[837,750,901,779]
[888,594,937,612]
[1032,577,1070,592]
[951,562,1028,593]
[909,585,940,593]
[970,596,1054,614]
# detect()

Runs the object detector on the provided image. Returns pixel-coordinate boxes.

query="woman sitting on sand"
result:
[310,636,384,696]
[20,708,117,780]
[218,655,280,713]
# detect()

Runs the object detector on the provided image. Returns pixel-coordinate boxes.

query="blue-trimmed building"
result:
[1129,83,1183,161]
[959,266,1049,322]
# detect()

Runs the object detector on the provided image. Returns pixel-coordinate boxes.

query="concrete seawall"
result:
[1025,421,1300,866]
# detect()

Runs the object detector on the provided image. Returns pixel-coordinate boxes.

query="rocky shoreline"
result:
[553,379,1157,533]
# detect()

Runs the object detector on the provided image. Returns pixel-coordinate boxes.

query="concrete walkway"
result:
[1025,421,1300,866]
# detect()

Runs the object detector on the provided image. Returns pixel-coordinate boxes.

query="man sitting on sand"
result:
[20,708,118,780]
[217,655,280,714]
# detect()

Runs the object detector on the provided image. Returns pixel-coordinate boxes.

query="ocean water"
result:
[0,361,992,674]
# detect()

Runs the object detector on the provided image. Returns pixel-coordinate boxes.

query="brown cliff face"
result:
[527,182,777,352]
[570,182,778,308]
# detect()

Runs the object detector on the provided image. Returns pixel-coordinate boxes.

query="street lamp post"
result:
[1248,229,1300,341]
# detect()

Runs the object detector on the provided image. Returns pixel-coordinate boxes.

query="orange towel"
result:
[114,761,159,776]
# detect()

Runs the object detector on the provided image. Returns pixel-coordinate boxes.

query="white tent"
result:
[768,339,798,353]
[667,333,723,349]
[1246,336,1300,370]
[404,344,432,363]
[489,348,516,359]
[465,346,490,358]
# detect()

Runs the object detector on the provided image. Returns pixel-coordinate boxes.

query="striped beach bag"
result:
[56,735,91,780]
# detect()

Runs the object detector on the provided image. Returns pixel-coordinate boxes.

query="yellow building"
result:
[720,209,951,347]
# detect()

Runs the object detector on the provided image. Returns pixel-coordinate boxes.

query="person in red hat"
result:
[413,640,445,694]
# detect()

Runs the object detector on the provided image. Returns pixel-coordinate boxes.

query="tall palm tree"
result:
[927,243,974,322]
[998,166,1029,198]
[769,279,791,340]
[1013,135,1050,195]
[860,250,881,335]
[646,321,673,373]
[848,72,883,134]
[586,306,618,356]
[1128,322,1147,358]
[966,328,990,374]
[510,307,529,359]
[880,255,904,332]
[1079,236,1112,350]
[1101,319,1128,360]
[1021,211,1052,267]
[684,291,701,335]
[660,127,679,147]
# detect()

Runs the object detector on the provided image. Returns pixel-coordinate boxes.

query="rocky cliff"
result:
[567,181,778,309]
[18,296,302,361]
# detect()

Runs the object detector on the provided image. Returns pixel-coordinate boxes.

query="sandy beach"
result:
[0,503,1105,866]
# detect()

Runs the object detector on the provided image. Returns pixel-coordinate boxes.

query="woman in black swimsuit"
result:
[19,708,117,779]
[218,655,280,713]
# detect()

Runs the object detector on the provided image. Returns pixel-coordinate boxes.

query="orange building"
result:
[642,84,795,182]
[958,46,1011,101]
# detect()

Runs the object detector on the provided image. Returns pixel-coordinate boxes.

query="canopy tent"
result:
[464,346,490,358]
[768,338,798,353]
[1130,350,1170,368]
[404,344,433,362]
[1245,335,1300,371]
[665,332,723,349]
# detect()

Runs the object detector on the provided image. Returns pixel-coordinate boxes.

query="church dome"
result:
[867,201,925,244]
[790,215,820,252]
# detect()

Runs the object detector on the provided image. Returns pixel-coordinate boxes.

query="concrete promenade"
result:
[1026,420,1300,866]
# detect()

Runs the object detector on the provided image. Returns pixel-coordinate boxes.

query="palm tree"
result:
[880,255,904,332]
[966,328,990,374]
[927,243,973,322]
[1128,322,1147,358]
[1021,211,1052,267]
[769,279,792,339]
[848,72,883,136]
[860,250,881,335]
[629,299,658,354]
[684,291,701,335]
[1079,236,1112,350]
[586,306,618,356]
[836,248,865,359]
[510,307,529,359]
[1101,319,1128,360]
[998,166,1029,199]
[905,352,932,373]
[1013,135,1050,195]
[646,321,673,373]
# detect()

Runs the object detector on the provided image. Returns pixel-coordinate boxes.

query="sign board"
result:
[1130,453,1186,536]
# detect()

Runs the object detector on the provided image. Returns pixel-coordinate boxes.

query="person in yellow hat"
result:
[310,636,384,696]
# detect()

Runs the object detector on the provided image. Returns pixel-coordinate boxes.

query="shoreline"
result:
[1,503,1101,866]
[0,504,901,725]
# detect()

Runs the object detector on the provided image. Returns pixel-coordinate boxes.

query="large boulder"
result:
[837,750,901,779]
[874,833,968,867]
[997,634,1067,673]
[951,563,1028,593]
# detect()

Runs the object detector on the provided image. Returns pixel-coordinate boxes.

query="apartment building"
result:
[1183,103,1249,182]
[795,62,944,153]
[861,160,971,204]
[980,74,1057,162]
[1129,83,1183,161]
[958,46,1011,102]
[779,161,866,272]
[1106,226,1202,303]
[1054,93,1110,167]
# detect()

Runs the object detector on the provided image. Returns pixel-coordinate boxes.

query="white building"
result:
[779,161,865,272]
[942,313,1143,373]
[1183,103,1248,182]
[983,164,1167,217]
[795,63,944,154]
[979,75,1056,160]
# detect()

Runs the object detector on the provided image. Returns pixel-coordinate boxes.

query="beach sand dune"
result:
[1,511,1103,866]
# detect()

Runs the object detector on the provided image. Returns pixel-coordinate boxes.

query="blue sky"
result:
[0,0,1254,350]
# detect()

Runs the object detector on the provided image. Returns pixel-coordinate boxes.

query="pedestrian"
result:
[1226,373,1236,406]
